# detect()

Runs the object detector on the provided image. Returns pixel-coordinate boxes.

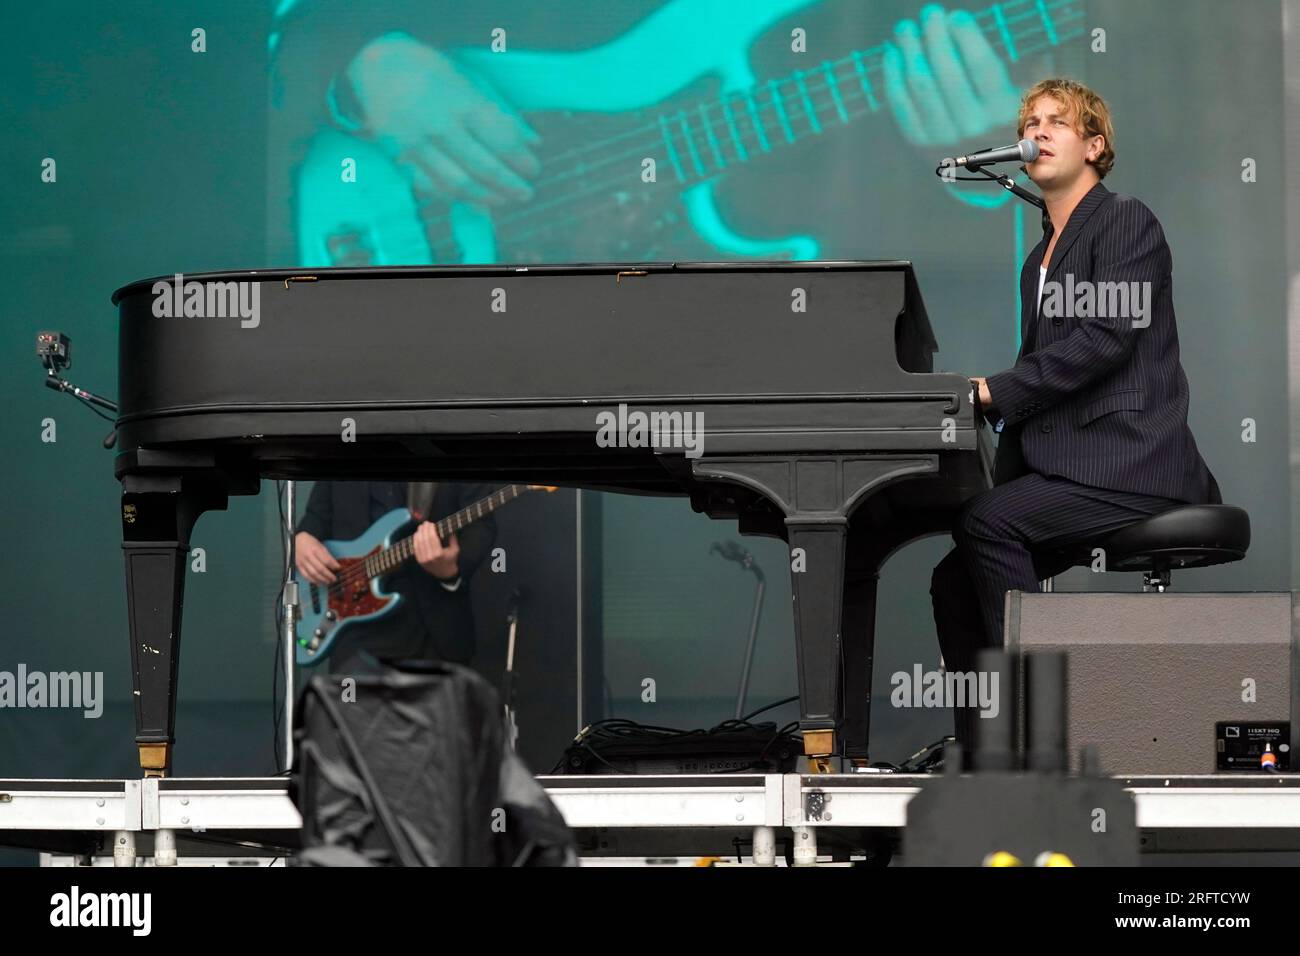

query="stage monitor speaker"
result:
[1005,591,1297,776]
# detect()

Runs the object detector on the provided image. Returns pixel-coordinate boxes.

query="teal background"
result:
[0,1,1290,806]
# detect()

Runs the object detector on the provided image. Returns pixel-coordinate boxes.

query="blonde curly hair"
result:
[1017,78,1115,179]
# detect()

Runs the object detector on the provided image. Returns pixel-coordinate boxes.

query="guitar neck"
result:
[658,0,1081,188]
[434,483,530,537]
[364,484,529,580]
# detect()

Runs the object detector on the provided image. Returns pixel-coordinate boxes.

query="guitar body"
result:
[296,507,413,666]
[294,0,821,266]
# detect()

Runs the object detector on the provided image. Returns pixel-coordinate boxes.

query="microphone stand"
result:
[973,165,1051,233]
[43,372,117,411]
[43,370,119,448]
[281,480,297,772]
[710,542,767,720]
[935,155,1050,232]
[502,587,524,750]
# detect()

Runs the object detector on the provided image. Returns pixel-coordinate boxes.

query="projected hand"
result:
[347,33,541,207]
[882,4,1021,148]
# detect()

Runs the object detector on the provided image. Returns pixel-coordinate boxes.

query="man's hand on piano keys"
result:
[295,532,340,585]
[412,521,461,581]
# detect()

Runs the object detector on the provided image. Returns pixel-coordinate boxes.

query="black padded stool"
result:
[1043,504,1251,592]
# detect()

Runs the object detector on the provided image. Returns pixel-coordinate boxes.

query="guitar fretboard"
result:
[362,484,529,580]
[653,0,1083,187]
[423,0,1085,262]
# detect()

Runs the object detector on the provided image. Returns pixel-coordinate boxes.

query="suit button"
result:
[1051,317,1064,325]
[1041,422,1053,433]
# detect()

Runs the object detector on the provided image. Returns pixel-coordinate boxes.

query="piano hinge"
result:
[615,270,648,284]
[283,275,318,289]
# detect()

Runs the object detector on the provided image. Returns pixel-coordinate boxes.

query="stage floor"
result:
[3,772,1300,864]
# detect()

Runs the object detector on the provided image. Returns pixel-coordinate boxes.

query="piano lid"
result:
[112,259,923,304]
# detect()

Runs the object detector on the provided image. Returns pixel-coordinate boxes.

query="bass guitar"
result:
[296,484,557,665]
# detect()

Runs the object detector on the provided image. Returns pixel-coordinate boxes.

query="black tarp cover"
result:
[292,662,575,866]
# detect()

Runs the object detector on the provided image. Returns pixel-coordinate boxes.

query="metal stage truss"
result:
[4,773,1300,865]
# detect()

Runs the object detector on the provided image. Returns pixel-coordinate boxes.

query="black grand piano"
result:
[113,261,993,774]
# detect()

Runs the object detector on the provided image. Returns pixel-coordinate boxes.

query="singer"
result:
[931,78,1221,750]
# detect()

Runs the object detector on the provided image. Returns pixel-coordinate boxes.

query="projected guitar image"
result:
[293,0,1084,267]
[296,484,557,665]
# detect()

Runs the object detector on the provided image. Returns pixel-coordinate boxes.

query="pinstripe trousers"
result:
[930,471,1181,750]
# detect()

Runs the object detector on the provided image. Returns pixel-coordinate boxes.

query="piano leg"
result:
[784,520,847,769]
[120,475,228,776]
[840,555,878,763]
[840,511,963,764]
[693,455,941,770]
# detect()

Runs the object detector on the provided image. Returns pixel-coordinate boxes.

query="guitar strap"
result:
[406,481,439,522]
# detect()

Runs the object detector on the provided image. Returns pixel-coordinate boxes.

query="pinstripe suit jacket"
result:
[986,182,1218,504]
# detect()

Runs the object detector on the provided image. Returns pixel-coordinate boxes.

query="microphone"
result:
[505,585,527,624]
[710,540,765,582]
[942,138,1039,169]
[710,540,747,564]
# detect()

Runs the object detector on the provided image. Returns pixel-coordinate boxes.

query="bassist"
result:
[294,481,498,672]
